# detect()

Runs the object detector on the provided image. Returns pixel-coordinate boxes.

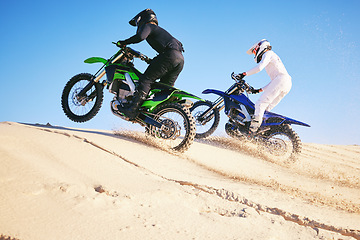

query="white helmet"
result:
[246,39,272,63]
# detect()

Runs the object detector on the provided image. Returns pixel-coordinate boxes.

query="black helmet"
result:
[129,9,158,27]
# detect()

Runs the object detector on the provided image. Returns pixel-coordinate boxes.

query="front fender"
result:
[202,89,227,98]
[84,57,108,65]
[202,89,238,115]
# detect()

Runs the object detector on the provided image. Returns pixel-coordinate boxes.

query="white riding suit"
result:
[245,50,292,130]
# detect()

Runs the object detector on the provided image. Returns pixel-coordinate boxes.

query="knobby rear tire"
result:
[150,102,196,152]
[263,124,302,160]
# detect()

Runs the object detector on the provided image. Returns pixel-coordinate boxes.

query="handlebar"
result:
[231,72,253,93]
[231,72,244,81]
[112,42,152,64]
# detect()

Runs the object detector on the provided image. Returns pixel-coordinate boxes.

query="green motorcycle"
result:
[61,43,202,152]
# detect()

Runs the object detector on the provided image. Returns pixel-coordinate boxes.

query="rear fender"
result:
[283,118,311,127]
[142,89,174,110]
[172,90,203,102]
[143,88,203,111]
[263,112,311,127]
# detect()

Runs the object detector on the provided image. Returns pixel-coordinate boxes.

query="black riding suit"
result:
[122,23,184,94]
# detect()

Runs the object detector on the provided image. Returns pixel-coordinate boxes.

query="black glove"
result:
[235,72,246,80]
[116,40,126,48]
[249,87,262,94]
[144,57,152,64]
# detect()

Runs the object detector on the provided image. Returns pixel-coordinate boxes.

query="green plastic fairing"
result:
[142,89,204,111]
[114,72,125,80]
[129,72,139,80]
[173,90,203,101]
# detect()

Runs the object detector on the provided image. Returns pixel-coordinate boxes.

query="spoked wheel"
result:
[190,100,220,139]
[147,102,196,152]
[261,125,302,161]
[61,73,104,122]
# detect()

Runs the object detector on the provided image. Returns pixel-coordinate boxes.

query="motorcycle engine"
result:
[109,72,136,103]
[109,72,136,121]
[110,80,131,100]
[226,108,253,137]
[229,108,246,125]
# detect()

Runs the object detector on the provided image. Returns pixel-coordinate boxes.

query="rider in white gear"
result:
[239,39,292,132]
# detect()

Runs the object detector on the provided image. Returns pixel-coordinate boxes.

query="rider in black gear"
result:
[116,9,184,120]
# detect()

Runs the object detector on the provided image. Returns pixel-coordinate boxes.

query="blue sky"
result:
[0,0,359,145]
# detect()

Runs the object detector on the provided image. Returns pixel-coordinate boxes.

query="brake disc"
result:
[157,119,180,140]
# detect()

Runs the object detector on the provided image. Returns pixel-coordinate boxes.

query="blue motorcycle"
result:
[190,73,310,159]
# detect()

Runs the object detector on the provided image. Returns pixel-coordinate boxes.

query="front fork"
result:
[76,70,107,104]
[197,84,239,124]
[197,97,224,124]
[77,50,125,101]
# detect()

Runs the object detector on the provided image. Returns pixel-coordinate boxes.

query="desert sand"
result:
[0,121,359,240]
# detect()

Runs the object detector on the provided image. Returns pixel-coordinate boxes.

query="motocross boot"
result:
[249,120,261,133]
[241,117,260,139]
[249,115,261,133]
[117,90,147,120]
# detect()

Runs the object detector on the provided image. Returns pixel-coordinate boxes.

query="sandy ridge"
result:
[1,122,359,240]
[24,123,360,238]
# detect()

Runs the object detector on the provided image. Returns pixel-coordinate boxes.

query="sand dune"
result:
[0,122,359,240]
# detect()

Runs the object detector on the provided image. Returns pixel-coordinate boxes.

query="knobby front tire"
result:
[190,100,220,139]
[61,73,104,123]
